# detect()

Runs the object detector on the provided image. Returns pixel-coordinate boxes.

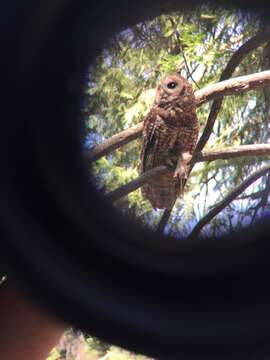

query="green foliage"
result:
[85,6,270,238]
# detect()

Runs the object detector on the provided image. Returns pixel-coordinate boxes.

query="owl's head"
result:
[161,73,186,95]
[154,73,194,107]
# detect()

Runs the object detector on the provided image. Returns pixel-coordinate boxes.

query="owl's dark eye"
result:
[167,81,177,89]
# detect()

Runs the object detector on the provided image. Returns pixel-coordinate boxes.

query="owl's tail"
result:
[141,177,181,210]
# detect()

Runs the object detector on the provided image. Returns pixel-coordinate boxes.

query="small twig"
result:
[237,190,265,201]
[179,42,200,89]
[187,164,270,240]
[172,25,200,89]
[188,63,200,80]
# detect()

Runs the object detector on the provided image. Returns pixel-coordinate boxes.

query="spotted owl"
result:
[140,72,199,209]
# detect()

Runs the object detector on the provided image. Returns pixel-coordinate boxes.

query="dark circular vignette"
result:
[1,0,270,359]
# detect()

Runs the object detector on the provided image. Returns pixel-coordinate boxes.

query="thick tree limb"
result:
[196,31,270,153]
[194,70,270,106]
[195,144,270,162]
[85,122,143,162]
[105,144,270,202]
[106,165,168,202]
[86,71,270,163]
[187,164,270,240]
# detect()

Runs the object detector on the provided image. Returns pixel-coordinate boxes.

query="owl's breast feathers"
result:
[140,78,199,209]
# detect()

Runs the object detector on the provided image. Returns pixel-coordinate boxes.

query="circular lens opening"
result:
[82,6,270,242]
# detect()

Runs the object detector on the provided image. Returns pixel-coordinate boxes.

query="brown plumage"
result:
[140,73,199,209]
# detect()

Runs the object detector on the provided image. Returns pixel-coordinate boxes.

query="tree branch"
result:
[85,122,143,162]
[195,31,270,153]
[187,164,270,240]
[86,70,270,163]
[250,173,270,223]
[105,144,270,202]
[196,143,270,162]
[194,70,270,106]
[261,173,270,208]
[236,190,265,201]
[105,165,168,202]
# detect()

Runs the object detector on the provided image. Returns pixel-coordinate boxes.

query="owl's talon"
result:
[173,166,187,181]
